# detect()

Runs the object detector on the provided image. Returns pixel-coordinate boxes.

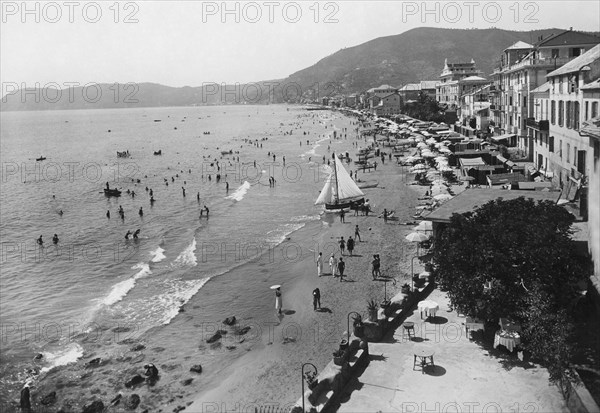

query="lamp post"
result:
[411,254,420,291]
[301,362,318,413]
[382,277,397,303]
[346,311,361,343]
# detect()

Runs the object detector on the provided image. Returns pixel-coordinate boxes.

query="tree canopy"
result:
[432,197,586,383]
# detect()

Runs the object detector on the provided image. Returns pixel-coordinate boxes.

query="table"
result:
[417,300,439,319]
[494,330,521,352]
[464,317,485,336]
[413,348,435,374]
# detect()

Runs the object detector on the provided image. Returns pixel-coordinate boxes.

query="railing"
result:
[525,118,549,131]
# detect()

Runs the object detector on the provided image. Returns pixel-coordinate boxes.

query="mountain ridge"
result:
[3,27,596,111]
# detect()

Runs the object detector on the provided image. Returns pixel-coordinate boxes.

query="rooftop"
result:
[547,44,600,77]
[536,30,600,48]
[424,189,561,223]
[505,40,534,50]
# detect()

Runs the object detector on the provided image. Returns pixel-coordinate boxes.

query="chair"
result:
[402,322,415,340]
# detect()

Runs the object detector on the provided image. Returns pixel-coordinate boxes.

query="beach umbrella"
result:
[414,220,433,232]
[433,194,453,201]
[405,232,430,243]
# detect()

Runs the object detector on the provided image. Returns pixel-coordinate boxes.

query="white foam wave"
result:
[150,246,166,263]
[157,278,210,325]
[265,223,304,245]
[226,181,251,201]
[290,215,320,222]
[40,342,84,373]
[102,263,152,306]
[174,237,197,267]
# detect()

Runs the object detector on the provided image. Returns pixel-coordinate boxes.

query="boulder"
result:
[34,353,44,360]
[237,326,251,335]
[124,375,145,388]
[125,394,141,410]
[181,378,193,386]
[223,316,236,326]
[206,332,221,343]
[40,391,56,405]
[189,364,202,374]
[130,344,146,352]
[216,329,227,335]
[82,400,104,413]
[86,358,101,367]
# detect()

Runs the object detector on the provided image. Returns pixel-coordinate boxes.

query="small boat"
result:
[358,181,379,189]
[153,150,162,155]
[36,156,46,161]
[104,188,122,197]
[315,154,365,210]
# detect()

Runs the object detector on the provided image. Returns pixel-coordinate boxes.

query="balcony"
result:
[507,56,572,72]
[525,118,549,131]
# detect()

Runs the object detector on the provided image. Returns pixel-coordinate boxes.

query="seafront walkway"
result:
[336,289,568,412]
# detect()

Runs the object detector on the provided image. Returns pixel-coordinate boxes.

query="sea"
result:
[0,104,355,406]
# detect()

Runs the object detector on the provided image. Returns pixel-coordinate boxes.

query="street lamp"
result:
[301,362,318,412]
[346,311,361,343]
[411,254,420,291]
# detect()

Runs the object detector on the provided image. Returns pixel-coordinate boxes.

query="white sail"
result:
[315,156,364,206]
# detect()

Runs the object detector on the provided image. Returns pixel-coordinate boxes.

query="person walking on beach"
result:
[347,236,355,256]
[316,252,323,277]
[372,254,380,280]
[338,258,345,282]
[313,288,321,311]
[339,208,345,223]
[139,207,143,217]
[329,254,338,277]
[339,236,346,255]
[275,287,282,314]
[37,235,43,246]
[383,208,388,223]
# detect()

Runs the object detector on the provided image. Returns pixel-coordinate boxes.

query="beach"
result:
[1,106,428,411]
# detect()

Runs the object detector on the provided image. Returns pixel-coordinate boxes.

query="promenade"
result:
[336,289,567,412]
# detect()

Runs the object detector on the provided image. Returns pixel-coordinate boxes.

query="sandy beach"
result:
[187,122,428,409]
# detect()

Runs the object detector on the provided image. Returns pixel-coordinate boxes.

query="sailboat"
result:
[315,154,365,210]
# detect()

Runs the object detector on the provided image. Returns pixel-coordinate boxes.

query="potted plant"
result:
[401,283,411,294]
[339,338,348,351]
[353,314,364,337]
[304,370,318,390]
[332,349,346,366]
[367,299,378,322]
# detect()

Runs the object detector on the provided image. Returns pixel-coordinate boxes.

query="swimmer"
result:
[139,207,143,216]
[125,230,132,240]
[37,235,44,246]
[133,229,140,239]
[52,234,59,244]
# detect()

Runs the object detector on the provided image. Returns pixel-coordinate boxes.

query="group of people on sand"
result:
[124,229,141,240]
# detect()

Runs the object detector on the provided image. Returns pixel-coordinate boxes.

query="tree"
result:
[402,91,444,123]
[432,197,586,383]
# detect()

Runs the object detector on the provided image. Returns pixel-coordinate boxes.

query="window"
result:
[593,101,599,118]
[509,96,513,106]
[566,101,572,129]
[558,101,564,127]
[551,100,556,124]
[523,96,527,107]
[549,136,555,153]
[574,102,580,130]
[559,140,563,159]
[567,143,570,163]
[574,146,578,166]
[571,47,581,57]
[586,101,589,120]
[552,49,559,58]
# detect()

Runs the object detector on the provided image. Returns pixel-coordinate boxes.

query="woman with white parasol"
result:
[271,285,282,314]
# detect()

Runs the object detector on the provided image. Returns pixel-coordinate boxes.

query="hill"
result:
[3,27,594,111]
[282,27,564,96]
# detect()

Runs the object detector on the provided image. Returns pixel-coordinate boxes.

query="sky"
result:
[1,0,599,89]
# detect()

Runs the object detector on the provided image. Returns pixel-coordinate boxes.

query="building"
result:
[367,84,399,100]
[491,30,600,155]
[436,59,482,107]
[398,81,438,103]
[531,44,600,205]
[371,92,401,116]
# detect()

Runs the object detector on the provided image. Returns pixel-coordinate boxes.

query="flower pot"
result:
[368,308,378,322]
[354,325,364,337]
[401,286,411,294]
[333,355,345,366]
[339,339,348,351]
[308,380,318,390]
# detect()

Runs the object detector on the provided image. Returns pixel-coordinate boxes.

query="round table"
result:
[494,330,521,352]
[417,300,439,319]
[413,348,435,373]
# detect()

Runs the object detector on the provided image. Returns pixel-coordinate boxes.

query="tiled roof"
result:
[536,30,600,48]
[506,41,533,50]
[547,44,600,77]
